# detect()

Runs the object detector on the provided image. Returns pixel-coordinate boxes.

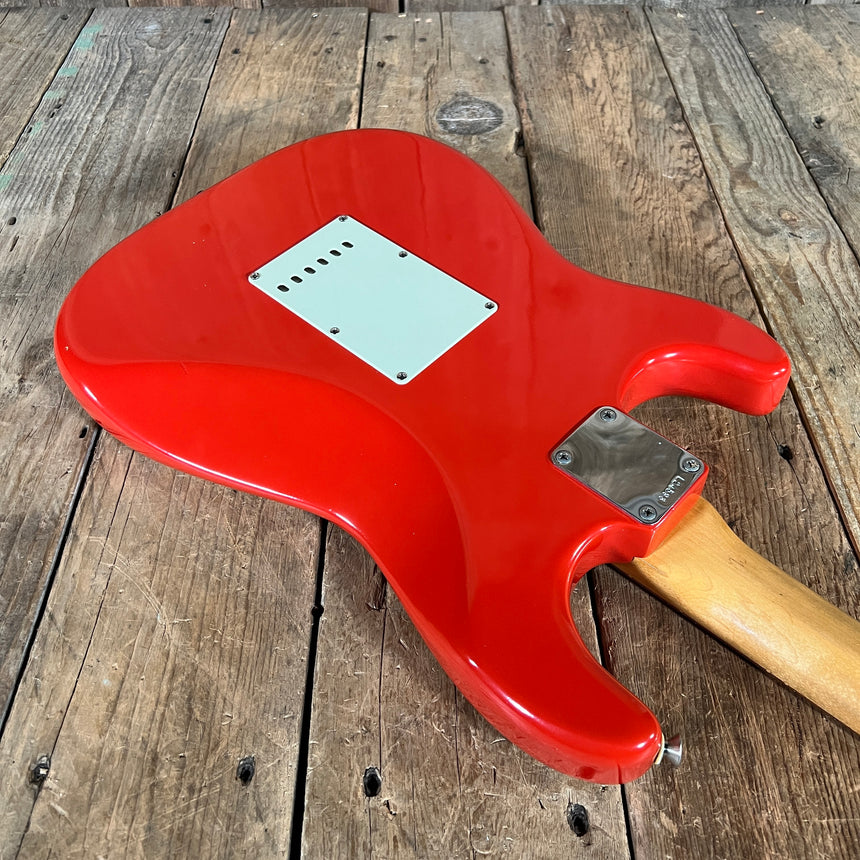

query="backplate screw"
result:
[396,371,408,380]
[485,302,495,309]
[330,327,340,334]
[554,450,573,466]
[639,504,658,523]
[681,458,701,473]
[599,408,617,422]
[338,215,348,221]
[250,271,260,280]
[399,251,408,258]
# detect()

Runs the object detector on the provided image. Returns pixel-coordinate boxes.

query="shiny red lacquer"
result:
[55,129,790,783]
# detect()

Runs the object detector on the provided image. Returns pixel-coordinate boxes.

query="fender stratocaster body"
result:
[55,129,790,783]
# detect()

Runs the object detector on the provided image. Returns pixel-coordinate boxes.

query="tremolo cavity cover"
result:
[55,129,790,784]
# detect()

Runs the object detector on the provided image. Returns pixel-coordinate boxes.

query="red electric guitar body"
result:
[55,129,789,783]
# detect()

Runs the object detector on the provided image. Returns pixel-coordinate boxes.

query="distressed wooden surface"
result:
[508,6,860,858]
[301,12,629,857]
[0,9,89,166]
[0,7,363,858]
[0,2,230,741]
[0,6,92,726]
[0,4,858,859]
[729,6,860,284]
[4,0,822,10]
[649,7,860,582]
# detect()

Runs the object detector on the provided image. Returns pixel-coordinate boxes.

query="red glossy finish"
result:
[55,129,790,783]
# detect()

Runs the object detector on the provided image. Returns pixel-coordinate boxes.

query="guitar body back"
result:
[56,129,789,782]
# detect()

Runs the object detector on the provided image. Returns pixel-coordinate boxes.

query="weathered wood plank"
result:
[0,5,229,851]
[176,7,365,198]
[406,0,535,14]
[33,0,129,8]
[21,450,323,858]
[0,5,92,718]
[0,3,229,745]
[1,8,369,859]
[264,0,398,14]
[648,7,860,594]
[507,5,860,858]
[130,0,259,9]
[360,11,530,212]
[544,0,804,8]
[729,6,860,263]
[300,12,630,858]
[305,531,628,858]
[0,9,90,168]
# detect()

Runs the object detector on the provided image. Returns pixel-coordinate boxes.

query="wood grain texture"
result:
[0,5,231,851]
[31,0,129,8]
[0,5,90,723]
[406,0,535,14]
[300,12,630,858]
[130,0,259,9]
[544,0,804,8]
[507,5,860,858]
[648,7,860,605]
[303,530,628,859]
[0,4,229,742]
[0,8,369,859]
[264,0,398,14]
[360,11,530,212]
[729,6,860,267]
[0,9,90,168]
[18,449,322,858]
[176,7,367,199]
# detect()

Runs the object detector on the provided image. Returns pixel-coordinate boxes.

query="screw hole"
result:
[363,766,382,797]
[236,756,255,786]
[566,803,590,837]
[29,755,51,787]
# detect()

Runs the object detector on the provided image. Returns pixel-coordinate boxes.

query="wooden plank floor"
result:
[0,4,858,858]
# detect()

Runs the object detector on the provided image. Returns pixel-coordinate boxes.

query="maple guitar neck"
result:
[619,498,860,734]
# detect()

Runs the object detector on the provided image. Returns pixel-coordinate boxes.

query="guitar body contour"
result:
[55,129,789,783]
